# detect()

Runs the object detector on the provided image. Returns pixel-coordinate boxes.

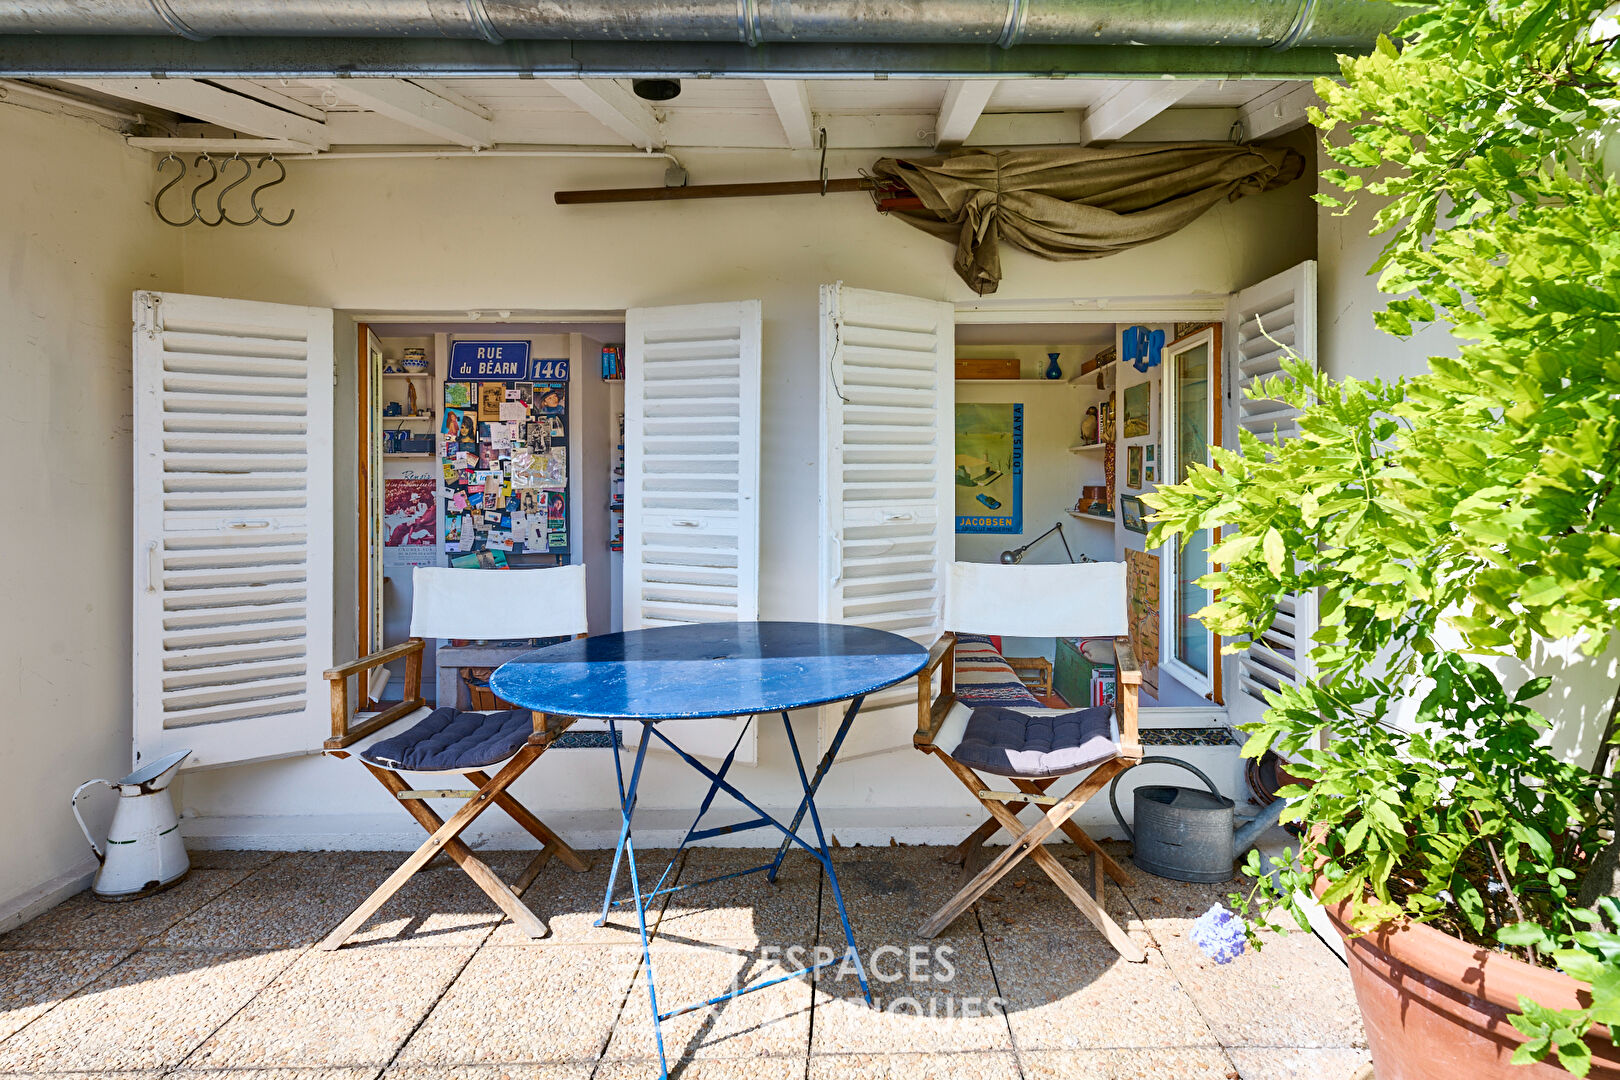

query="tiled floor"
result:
[0,844,1369,1079]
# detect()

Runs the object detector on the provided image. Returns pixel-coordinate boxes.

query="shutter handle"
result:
[145,541,160,593]
[225,519,271,529]
[883,511,914,523]
[670,519,700,528]
[830,535,843,586]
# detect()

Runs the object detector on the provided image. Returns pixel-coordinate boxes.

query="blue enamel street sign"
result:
[449,340,532,381]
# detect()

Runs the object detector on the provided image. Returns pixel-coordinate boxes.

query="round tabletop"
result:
[488,621,928,721]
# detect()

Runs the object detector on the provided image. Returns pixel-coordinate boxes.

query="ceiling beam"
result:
[544,78,663,151]
[1079,79,1197,144]
[302,77,493,148]
[763,79,815,149]
[1238,81,1319,140]
[935,80,997,149]
[57,77,328,147]
[206,78,325,122]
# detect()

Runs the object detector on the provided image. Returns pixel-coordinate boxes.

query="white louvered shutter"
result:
[1224,262,1319,732]
[818,284,955,761]
[621,301,762,764]
[133,292,334,771]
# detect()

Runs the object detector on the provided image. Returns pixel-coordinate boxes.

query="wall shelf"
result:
[1068,443,1106,453]
[956,377,1078,384]
[383,452,434,459]
[1067,510,1116,524]
[382,372,431,379]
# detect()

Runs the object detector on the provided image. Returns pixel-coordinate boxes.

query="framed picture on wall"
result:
[1126,445,1143,489]
[1122,381,1151,438]
[1120,494,1149,535]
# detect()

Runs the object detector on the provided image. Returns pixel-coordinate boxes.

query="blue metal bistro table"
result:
[491,621,927,1077]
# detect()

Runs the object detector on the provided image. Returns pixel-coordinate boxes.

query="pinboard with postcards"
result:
[438,341,571,566]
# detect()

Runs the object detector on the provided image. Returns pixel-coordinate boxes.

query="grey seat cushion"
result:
[950,705,1117,779]
[360,708,531,772]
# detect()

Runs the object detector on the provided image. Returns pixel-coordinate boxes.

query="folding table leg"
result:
[643,715,756,914]
[597,720,670,1078]
[778,708,872,1005]
[766,695,863,883]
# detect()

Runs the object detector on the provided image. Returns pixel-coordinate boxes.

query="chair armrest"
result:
[914,633,957,749]
[324,638,426,751]
[1112,635,1142,760]
[323,638,424,680]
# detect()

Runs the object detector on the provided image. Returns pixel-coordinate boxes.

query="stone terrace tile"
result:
[149,855,388,950]
[988,932,1218,1052]
[808,1051,1021,1079]
[388,1068,591,1080]
[187,850,289,871]
[393,944,640,1066]
[812,933,1014,1056]
[0,948,299,1073]
[650,847,821,949]
[1019,1047,1238,1079]
[602,943,813,1063]
[0,948,131,1042]
[975,857,1150,948]
[171,1070,380,1080]
[184,946,472,1070]
[1225,1047,1374,1080]
[0,870,250,950]
[819,847,987,946]
[599,1060,807,1080]
[340,858,512,950]
[485,849,679,948]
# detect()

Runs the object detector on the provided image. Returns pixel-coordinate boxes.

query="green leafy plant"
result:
[1144,0,1620,1071]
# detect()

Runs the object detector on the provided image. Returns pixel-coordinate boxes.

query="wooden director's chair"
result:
[319,565,590,951]
[913,561,1146,962]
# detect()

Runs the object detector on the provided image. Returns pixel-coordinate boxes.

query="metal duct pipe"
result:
[0,1,1406,50]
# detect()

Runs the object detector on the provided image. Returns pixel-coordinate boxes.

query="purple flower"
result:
[1191,903,1247,964]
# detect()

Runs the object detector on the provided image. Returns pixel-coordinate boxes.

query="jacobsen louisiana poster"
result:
[955,403,1023,534]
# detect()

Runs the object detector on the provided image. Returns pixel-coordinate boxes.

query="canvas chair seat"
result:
[948,704,1118,780]
[360,707,535,773]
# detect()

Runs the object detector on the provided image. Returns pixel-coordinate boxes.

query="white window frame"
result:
[1157,323,1220,700]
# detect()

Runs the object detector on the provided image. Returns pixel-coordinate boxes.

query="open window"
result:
[133,291,335,770]
[817,283,956,760]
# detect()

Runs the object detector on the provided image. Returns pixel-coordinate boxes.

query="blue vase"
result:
[1044,352,1062,380]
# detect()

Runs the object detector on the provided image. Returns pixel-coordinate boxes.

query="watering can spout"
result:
[1233,798,1288,856]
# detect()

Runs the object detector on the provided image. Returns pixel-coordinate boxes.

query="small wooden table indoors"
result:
[490,620,927,1080]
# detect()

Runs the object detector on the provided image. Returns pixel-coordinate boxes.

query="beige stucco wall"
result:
[0,102,181,921]
[162,133,1317,849]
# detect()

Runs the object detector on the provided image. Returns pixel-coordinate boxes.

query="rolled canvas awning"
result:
[871,143,1305,294]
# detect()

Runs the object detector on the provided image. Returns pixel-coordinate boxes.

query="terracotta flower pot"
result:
[1318,890,1620,1079]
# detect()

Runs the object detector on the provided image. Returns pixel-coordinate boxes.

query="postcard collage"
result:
[440,377,569,566]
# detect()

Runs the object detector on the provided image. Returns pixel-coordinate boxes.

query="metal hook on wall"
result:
[153,153,195,227]
[189,154,223,227]
[215,153,257,226]
[818,127,829,196]
[249,155,294,226]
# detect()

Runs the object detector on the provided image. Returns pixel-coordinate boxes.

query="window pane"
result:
[1174,341,1211,676]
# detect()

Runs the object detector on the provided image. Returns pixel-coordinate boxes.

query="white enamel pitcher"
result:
[72,749,191,901]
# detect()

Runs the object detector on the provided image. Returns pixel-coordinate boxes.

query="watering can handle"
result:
[1109,755,1225,845]
[71,779,115,862]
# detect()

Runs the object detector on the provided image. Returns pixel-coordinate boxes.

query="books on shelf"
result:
[601,344,625,380]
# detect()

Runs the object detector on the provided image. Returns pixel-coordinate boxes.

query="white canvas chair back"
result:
[944,560,1128,640]
[410,565,588,641]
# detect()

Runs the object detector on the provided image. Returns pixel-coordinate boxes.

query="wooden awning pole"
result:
[555,177,876,205]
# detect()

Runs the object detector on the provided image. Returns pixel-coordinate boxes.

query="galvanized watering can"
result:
[1109,756,1284,883]
[72,749,192,901]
